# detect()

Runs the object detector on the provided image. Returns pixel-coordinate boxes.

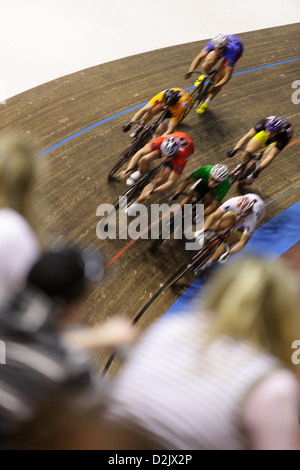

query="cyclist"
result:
[185,33,243,114]
[171,163,230,217]
[120,131,194,184]
[122,88,192,138]
[227,116,293,185]
[194,194,266,274]
[121,133,195,216]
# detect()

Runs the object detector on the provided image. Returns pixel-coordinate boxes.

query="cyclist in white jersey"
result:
[195,193,266,273]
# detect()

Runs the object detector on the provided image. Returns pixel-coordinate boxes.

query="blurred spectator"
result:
[0,247,139,449]
[102,256,300,450]
[0,132,42,304]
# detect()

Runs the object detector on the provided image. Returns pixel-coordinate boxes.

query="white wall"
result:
[0,0,299,101]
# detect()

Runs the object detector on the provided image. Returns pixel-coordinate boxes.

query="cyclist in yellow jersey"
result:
[227,116,293,185]
[122,88,192,138]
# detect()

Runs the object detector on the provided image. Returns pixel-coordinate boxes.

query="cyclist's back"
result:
[254,116,293,150]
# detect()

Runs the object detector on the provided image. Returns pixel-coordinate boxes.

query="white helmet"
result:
[210,164,228,182]
[212,33,228,49]
[160,137,180,157]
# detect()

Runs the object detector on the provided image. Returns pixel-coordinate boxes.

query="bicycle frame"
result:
[181,67,221,120]
[107,110,169,180]
[169,221,239,286]
[229,148,265,185]
[150,192,205,252]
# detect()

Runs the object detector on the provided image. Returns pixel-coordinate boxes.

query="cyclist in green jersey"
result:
[171,163,230,217]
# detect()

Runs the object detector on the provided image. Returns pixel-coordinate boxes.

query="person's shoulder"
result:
[228,34,242,42]
[0,209,37,241]
[252,194,265,205]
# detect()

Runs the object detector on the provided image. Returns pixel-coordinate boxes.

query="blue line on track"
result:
[38,56,300,158]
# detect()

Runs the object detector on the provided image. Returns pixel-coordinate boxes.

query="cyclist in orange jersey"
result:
[122,88,192,138]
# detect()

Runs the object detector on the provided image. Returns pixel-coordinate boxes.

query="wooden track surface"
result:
[1,24,299,374]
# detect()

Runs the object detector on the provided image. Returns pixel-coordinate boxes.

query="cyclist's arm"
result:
[187,49,208,74]
[228,233,251,255]
[203,207,224,230]
[233,128,257,150]
[131,103,153,122]
[204,199,220,217]
[142,103,165,123]
[152,171,181,195]
[259,146,281,171]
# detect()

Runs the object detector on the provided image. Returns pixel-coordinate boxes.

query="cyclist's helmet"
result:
[160,137,180,157]
[210,163,228,182]
[265,116,284,133]
[211,33,228,49]
[236,196,255,217]
[162,89,181,107]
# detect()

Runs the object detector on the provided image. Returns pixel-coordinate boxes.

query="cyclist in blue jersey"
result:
[185,33,244,114]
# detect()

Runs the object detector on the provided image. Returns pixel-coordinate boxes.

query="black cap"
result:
[27,248,104,302]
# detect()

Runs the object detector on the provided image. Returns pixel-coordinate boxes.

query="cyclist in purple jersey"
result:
[227,116,293,185]
[185,33,244,114]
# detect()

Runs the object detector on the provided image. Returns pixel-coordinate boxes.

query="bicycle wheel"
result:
[103,184,141,226]
[169,243,214,286]
[150,212,176,252]
[179,85,203,122]
[107,126,155,180]
[107,139,141,180]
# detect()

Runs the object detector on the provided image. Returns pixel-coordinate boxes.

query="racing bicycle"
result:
[107,111,168,180]
[166,224,235,286]
[180,67,221,122]
[150,192,205,252]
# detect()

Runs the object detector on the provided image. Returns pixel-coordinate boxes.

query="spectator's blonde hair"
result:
[203,255,300,370]
[0,132,40,235]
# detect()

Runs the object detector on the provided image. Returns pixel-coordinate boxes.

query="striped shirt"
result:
[105,310,283,450]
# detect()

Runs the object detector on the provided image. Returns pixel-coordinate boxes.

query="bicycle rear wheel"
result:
[169,243,214,286]
[150,211,176,252]
[107,128,154,180]
[103,184,141,224]
[107,139,141,180]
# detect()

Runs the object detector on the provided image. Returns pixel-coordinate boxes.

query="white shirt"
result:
[219,193,266,236]
[0,209,40,304]
[105,310,299,450]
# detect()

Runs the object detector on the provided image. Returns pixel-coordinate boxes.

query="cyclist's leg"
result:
[210,69,226,97]
[188,179,210,202]
[179,191,196,207]
[179,179,207,208]
[137,166,171,203]
[120,146,147,178]
[156,119,169,136]
[214,212,236,232]
[243,137,264,162]
[209,232,239,263]
[139,153,160,171]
